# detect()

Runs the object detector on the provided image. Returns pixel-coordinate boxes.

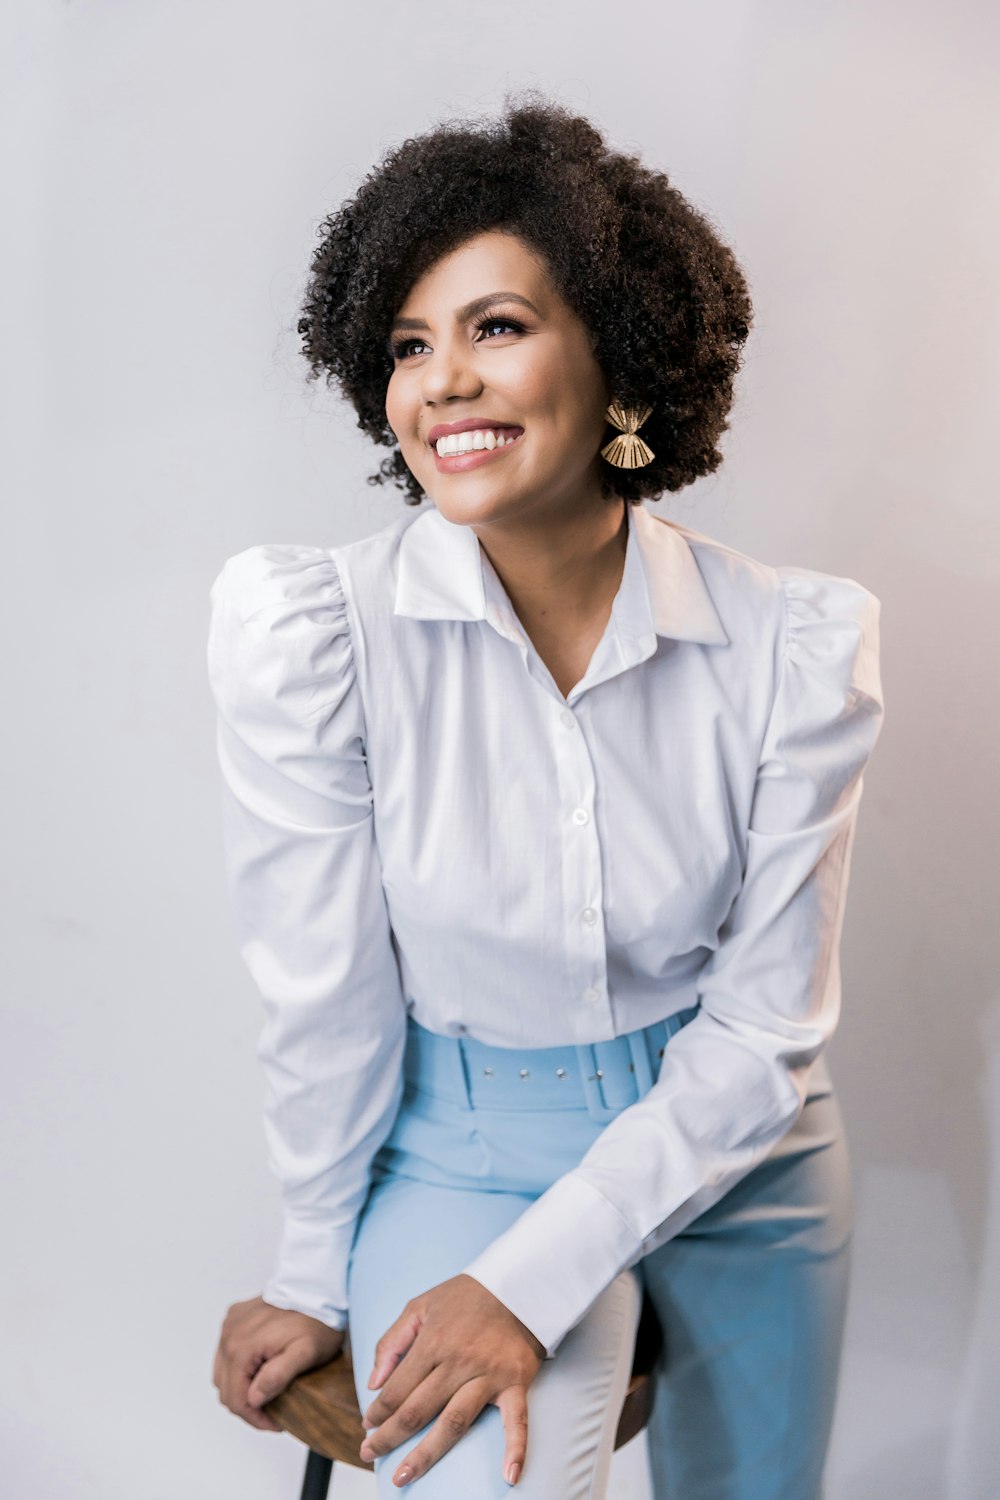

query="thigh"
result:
[639,1085,854,1500]
[347,1172,643,1500]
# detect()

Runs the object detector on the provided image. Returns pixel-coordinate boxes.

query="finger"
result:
[495,1384,529,1486]
[215,1372,283,1432]
[384,1377,493,1486]
[233,1392,281,1428]
[219,1347,284,1434]
[355,1350,440,1452]
[246,1335,322,1408]
[362,1342,438,1432]
[218,1343,258,1416]
[232,1392,284,1433]
[368,1307,422,1389]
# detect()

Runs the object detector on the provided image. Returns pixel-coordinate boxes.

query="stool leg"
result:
[299,1449,333,1500]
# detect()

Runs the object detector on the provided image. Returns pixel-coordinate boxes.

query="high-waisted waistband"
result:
[402,1004,702,1124]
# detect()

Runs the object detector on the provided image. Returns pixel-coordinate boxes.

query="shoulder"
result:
[207,508,421,621]
[774,563,882,705]
[761,563,886,776]
[209,541,345,625]
[206,542,353,731]
[665,516,882,704]
[206,509,426,733]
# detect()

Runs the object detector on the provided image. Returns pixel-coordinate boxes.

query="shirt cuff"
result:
[259,1213,353,1333]
[460,1174,642,1359]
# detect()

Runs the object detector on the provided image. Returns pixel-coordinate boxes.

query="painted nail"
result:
[505,1461,521,1485]
[394,1464,414,1486]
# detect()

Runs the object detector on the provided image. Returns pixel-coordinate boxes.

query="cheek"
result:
[497,350,564,421]
[384,377,413,447]
[509,344,606,437]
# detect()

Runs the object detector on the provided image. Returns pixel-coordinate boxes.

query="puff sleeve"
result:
[207,545,407,1331]
[461,567,886,1357]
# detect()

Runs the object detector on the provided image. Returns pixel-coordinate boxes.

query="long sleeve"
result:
[462,567,886,1357]
[207,543,407,1331]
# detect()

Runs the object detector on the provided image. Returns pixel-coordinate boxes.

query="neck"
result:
[471,495,629,628]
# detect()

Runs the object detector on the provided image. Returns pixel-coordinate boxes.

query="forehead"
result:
[396,230,552,312]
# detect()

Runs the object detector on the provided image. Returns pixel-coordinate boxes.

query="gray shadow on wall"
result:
[824,553,998,1496]
[944,992,1000,1498]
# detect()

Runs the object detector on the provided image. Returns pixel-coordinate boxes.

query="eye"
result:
[388,312,526,362]
[475,315,525,341]
[390,336,430,361]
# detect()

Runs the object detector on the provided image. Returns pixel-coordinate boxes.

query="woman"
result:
[208,94,885,1498]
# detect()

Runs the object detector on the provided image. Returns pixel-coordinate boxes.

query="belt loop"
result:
[454,1034,476,1111]
[577,1043,620,1123]
[627,1029,656,1097]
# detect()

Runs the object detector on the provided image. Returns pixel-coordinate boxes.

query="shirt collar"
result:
[393,499,729,647]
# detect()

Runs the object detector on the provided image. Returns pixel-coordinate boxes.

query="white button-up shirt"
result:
[206,499,885,1357]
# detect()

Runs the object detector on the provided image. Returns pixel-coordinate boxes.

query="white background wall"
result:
[4,2,998,1496]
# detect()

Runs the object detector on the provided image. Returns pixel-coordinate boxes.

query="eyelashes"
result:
[389,312,527,362]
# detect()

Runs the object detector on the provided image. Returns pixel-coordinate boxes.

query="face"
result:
[384,230,614,529]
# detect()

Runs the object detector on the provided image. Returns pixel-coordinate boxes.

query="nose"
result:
[419,336,483,406]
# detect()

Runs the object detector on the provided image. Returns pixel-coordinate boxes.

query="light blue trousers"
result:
[346,1007,853,1499]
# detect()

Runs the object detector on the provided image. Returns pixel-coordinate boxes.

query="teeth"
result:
[434,428,520,456]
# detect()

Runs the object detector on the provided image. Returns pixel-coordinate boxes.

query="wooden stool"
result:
[264,1290,663,1498]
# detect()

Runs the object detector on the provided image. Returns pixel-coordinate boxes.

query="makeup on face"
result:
[384,231,612,523]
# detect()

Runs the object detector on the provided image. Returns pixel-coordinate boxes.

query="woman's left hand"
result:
[358,1273,546,1487]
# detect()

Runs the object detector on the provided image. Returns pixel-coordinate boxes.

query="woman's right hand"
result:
[212,1294,346,1431]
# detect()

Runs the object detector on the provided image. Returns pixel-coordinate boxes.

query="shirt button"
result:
[572,808,589,825]
[560,708,576,727]
[582,986,601,1003]
[581,906,598,925]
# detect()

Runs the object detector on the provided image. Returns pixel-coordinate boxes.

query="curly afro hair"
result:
[297,89,753,506]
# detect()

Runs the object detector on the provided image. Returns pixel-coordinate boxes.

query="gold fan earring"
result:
[601,400,655,468]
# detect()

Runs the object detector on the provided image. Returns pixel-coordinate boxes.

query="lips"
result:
[426,418,525,446]
[434,431,523,473]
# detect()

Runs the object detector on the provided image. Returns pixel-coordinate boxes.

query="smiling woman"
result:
[296,89,752,508]
[208,87,885,1500]
[381,229,619,556]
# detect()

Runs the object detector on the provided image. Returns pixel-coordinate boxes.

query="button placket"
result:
[551,700,610,1035]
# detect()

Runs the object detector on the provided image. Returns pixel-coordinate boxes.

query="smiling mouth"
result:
[430,426,524,457]
[431,430,525,470]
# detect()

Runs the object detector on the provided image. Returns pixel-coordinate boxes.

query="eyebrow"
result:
[390,292,541,333]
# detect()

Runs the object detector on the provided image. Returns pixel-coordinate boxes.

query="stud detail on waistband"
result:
[519,1068,530,1079]
[556,1067,567,1078]
[483,1067,494,1077]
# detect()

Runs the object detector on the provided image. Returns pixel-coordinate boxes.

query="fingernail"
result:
[505,1461,521,1485]
[394,1464,414,1486]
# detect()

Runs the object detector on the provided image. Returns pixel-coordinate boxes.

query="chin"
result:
[424,482,512,517]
